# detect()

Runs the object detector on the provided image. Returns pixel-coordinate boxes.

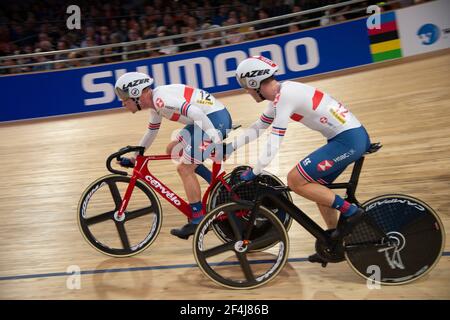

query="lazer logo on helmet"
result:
[122,78,151,90]
[240,69,271,78]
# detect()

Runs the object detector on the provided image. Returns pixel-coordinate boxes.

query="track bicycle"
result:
[193,143,445,289]
[77,143,293,257]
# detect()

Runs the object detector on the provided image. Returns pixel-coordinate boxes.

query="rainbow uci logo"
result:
[417,24,440,45]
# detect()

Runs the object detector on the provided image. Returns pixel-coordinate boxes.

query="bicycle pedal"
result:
[308,253,328,265]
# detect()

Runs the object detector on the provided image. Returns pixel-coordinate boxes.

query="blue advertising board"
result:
[0,17,372,122]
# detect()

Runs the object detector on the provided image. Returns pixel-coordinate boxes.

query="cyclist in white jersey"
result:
[114,72,232,239]
[232,56,372,263]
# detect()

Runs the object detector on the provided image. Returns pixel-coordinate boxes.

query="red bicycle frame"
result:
[116,154,232,220]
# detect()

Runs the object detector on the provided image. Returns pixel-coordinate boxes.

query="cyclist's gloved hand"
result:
[118,157,135,168]
[240,168,257,181]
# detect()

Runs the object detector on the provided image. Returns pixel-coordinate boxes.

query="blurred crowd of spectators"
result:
[0,0,429,74]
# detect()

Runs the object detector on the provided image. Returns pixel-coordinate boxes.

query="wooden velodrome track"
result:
[0,51,449,300]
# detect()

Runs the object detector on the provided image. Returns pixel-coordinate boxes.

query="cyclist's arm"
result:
[232,104,274,150]
[253,104,290,175]
[186,104,222,144]
[134,109,162,157]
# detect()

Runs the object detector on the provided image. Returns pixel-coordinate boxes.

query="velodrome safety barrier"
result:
[0,0,448,122]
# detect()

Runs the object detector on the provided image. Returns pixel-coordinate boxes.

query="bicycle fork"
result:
[114,175,138,221]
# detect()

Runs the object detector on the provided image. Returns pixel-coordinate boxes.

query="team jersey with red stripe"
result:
[236,80,361,174]
[265,80,361,140]
[136,84,226,155]
[151,84,225,124]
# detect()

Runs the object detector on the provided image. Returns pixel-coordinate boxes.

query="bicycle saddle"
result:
[365,142,382,154]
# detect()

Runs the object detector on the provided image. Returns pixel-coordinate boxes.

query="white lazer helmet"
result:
[114,72,154,101]
[236,56,278,90]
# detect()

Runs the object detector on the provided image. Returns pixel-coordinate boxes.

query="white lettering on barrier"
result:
[114,69,127,80]
[285,37,319,71]
[82,67,153,105]
[82,71,115,106]
[81,37,320,107]
[136,65,150,76]
[214,51,247,86]
[152,63,167,86]
[169,57,214,88]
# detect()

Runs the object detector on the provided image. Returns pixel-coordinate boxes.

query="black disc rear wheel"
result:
[345,194,445,285]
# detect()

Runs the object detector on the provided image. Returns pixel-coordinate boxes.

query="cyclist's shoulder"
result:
[279,80,314,94]
[153,84,182,95]
[152,85,184,102]
[277,81,322,107]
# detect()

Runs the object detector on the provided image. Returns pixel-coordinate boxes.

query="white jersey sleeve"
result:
[253,94,292,175]
[152,85,222,143]
[134,108,162,157]
[187,105,222,143]
[232,103,275,150]
[252,81,362,174]
[152,88,188,122]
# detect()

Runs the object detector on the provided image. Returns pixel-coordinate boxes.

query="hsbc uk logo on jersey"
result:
[317,160,334,172]
[334,149,355,163]
[315,149,356,172]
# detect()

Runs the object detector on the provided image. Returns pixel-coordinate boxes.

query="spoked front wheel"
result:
[77,174,162,257]
[193,202,289,289]
[207,166,293,251]
[344,194,445,285]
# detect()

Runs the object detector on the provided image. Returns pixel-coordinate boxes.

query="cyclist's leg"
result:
[317,127,371,232]
[286,162,336,207]
[171,125,204,239]
[171,162,204,239]
[314,165,348,229]
[191,109,232,183]
[314,166,350,233]
[166,140,183,160]
[317,204,338,230]
[171,110,232,239]
[201,108,233,161]
[168,140,210,182]
[314,163,351,229]
[289,126,369,201]
[177,124,202,205]
[177,109,232,201]
[185,109,232,212]
[288,126,370,237]
[209,108,233,139]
